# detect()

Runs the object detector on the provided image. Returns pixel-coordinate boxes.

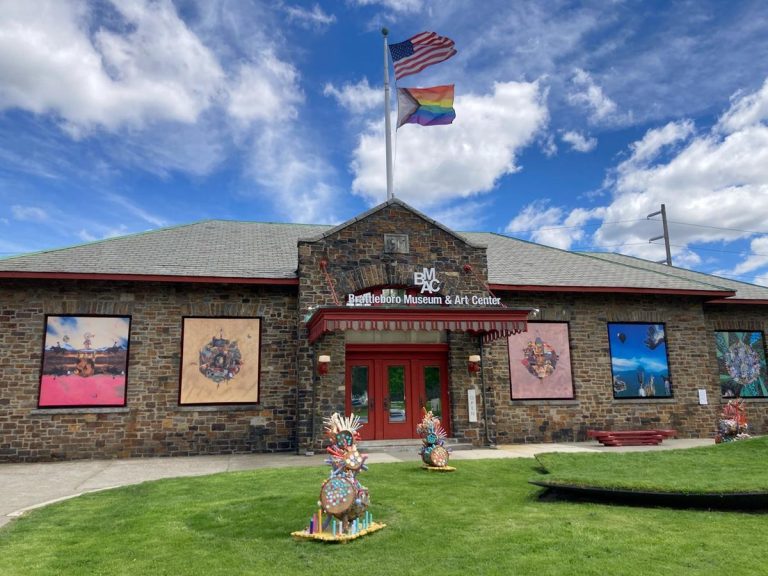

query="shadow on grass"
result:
[530,481,768,512]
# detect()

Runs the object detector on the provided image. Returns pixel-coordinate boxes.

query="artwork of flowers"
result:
[715,331,768,398]
[608,323,672,399]
[38,315,131,407]
[508,322,574,399]
[179,317,261,405]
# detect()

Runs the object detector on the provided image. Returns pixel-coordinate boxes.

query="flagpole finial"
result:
[382,27,388,36]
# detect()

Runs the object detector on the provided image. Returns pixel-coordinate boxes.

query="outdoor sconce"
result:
[317,355,331,375]
[468,354,481,373]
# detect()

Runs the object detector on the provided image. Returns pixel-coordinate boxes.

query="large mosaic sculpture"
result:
[715,398,751,443]
[292,413,385,542]
[417,409,455,471]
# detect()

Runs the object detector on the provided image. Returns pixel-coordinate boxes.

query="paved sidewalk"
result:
[0,438,711,528]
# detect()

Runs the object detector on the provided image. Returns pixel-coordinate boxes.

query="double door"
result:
[345,345,450,440]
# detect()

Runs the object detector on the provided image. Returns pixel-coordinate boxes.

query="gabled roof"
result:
[583,252,768,303]
[0,218,744,300]
[300,198,485,249]
[463,233,734,296]
[0,220,328,282]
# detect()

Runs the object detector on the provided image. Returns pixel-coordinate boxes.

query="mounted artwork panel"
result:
[508,322,574,400]
[38,315,131,407]
[179,317,261,405]
[715,330,768,398]
[608,323,672,399]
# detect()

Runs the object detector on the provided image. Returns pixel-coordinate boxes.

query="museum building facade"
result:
[1,199,767,462]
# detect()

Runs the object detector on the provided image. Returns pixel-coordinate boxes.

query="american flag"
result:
[389,31,457,81]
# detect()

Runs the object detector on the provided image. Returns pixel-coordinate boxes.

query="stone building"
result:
[1,199,766,461]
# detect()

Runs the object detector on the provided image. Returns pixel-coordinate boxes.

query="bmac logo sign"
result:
[414,267,441,294]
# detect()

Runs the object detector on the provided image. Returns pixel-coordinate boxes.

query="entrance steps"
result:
[361,438,474,453]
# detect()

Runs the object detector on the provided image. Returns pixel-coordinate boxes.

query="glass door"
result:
[346,360,375,440]
[346,346,450,440]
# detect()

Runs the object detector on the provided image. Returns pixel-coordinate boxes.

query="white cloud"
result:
[729,236,768,276]
[430,200,493,231]
[349,0,424,13]
[0,0,225,135]
[621,120,695,168]
[105,193,168,228]
[77,229,98,243]
[243,126,342,224]
[11,205,48,222]
[227,57,303,125]
[590,78,768,277]
[351,81,549,208]
[506,201,601,250]
[568,68,618,123]
[285,4,336,29]
[561,130,596,152]
[323,78,381,114]
[0,0,341,223]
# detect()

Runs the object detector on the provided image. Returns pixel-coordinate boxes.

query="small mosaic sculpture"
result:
[292,412,385,542]
[716,398,751,443]
[417,409,455,471]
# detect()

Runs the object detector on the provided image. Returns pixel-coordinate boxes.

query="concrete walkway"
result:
[0,438,711,528]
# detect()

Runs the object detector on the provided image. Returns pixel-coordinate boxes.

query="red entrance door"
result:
[345,345,450,441]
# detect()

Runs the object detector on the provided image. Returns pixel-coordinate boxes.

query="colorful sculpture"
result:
[417,409,455,471]
[716,398,751,443]
[292,412,385,541]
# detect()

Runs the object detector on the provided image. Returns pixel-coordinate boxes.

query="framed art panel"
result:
[508,322,574,400]
[179,317,261,405]
[38,315,131,408]
[714,330,768,398]
[608,323,672,399]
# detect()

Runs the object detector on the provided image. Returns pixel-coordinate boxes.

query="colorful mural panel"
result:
[38,315,131,407]
[508,322,574,399]
[179,317,261,405]
[715,331,768,398]
[608,323,672,399]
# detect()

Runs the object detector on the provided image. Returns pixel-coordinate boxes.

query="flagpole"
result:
[382,28,394,200]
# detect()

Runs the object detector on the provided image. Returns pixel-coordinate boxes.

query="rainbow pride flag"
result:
[396,84,455,128]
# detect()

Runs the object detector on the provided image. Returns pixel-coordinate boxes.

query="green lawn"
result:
[535,436,768,494]
[1,442,767,575]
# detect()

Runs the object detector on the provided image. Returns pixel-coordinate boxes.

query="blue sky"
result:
[2,1,768,285]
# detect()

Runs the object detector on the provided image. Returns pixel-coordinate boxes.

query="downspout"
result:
[306,346,317,456]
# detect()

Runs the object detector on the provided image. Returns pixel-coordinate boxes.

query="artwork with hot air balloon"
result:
[608,323,672,399]
[508,322,574,399]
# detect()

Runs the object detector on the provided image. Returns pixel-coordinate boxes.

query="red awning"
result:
[306,306,530,344]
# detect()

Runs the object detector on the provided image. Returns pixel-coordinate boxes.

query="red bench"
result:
[587,429,677,447]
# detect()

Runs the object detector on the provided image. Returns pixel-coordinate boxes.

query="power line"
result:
[667,220,768,236]
[511,216,768,237]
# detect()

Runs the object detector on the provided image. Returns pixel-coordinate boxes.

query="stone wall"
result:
[488,292,768,443]
[295,202,492,449]
[0,280,298,462]
[703,304,768,435]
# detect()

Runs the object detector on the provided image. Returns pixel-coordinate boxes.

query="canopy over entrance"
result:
[306,306,530,344]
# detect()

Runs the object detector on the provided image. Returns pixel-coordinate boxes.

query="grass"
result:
[534,436,768,494]
[0,442,767,575]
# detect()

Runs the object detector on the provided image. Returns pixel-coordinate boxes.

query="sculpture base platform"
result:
[422,465,456,472]
[291,522,386,543]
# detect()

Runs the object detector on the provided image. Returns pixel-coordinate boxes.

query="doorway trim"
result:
[345,344,450,441]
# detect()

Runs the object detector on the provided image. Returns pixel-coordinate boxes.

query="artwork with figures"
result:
[715,330,768,398]
[179,317,261,405]
[608,323,672,399]
[508,322,574,399]
[38,315,131,407]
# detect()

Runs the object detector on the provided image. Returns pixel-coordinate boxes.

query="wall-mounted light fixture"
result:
[317,355,331,375]
[468,354,481,373]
